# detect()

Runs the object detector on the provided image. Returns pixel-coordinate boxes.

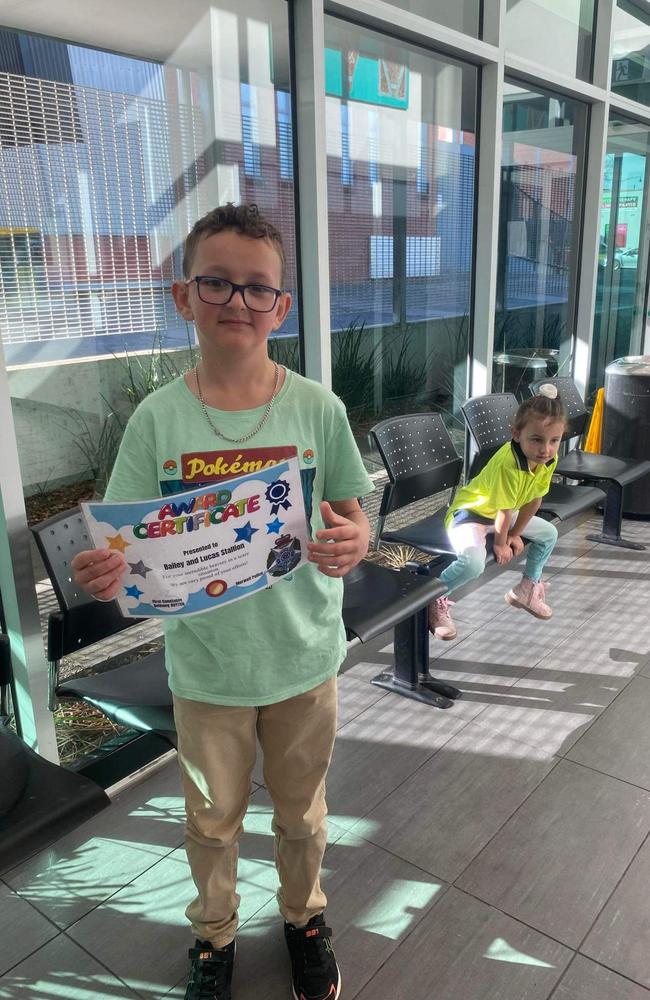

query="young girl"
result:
[429,383,566,640]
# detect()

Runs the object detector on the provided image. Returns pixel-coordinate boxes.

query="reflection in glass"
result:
[0,12,299,369]
[505,0,595,82]
[612,1,650,106]
[590,116,650,398]
[494,82,587,398]
[324,16,477,456]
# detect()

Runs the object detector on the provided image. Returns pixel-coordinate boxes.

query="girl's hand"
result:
[307,501,368,578]
[493,542,513,565]
[508,534,525,557]
[71,548,128,601]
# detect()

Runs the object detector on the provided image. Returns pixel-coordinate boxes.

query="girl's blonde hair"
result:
[512,383,567,431]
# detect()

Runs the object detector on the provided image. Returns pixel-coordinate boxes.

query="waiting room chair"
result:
[461,393,606,524]
[31,508,177,745]
[529,376,650,550]
[369,412,462,560]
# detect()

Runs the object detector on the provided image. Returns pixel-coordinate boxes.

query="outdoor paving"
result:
[3,514,650,998]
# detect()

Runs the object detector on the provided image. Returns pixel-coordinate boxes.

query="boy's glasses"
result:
[188,276,283,312]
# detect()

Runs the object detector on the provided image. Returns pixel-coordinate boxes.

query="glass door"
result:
[590,115,650,398]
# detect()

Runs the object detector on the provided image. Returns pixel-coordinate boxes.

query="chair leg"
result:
[585,481,646,551]
[371,606,462,709]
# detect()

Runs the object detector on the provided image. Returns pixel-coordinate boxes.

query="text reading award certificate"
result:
[82,453,309,618]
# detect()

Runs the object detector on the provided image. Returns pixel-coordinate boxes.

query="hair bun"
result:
[538,383,558,399]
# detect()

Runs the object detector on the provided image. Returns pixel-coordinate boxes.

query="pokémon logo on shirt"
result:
[162,459,177,477]
[302,448,315,465]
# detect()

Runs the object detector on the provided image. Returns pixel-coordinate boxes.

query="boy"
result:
[72,203,373,1000]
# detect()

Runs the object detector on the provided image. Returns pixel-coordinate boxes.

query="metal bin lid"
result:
[606,355,650,377]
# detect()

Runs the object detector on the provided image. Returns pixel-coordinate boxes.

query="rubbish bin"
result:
[602,355,650,517]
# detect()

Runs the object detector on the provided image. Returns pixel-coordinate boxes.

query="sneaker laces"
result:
[436,596,455,612]
[287,918,334,977]
[186,941,233,999]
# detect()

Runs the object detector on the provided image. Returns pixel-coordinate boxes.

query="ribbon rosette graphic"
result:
[265,478,292,514]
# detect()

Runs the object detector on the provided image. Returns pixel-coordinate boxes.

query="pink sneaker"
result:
[428,595,457,640]
[505,577,552,620]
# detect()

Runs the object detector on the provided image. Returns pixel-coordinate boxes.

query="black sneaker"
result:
[284,913,341,1000]
[184,938,235,1000]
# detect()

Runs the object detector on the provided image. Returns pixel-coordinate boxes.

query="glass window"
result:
[590,115,650,398]
[493,82,588,397]
[385,1,481,37]
[324,16,478,459]
[612,1,650,106]
[0,1,299,761]
[505,0,596,82]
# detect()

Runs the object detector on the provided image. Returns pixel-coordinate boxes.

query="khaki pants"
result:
[173,675,338,947]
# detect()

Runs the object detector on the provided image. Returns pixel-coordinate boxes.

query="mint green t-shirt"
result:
[105,370,374,706]
[445,440,557,528]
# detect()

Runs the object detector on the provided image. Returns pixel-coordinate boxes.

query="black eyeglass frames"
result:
[188,276,283,312]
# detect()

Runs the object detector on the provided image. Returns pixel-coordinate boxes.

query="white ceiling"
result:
[0,0,291,84]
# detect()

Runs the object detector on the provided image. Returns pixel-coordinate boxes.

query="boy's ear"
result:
[172,280,194,322]
[511,426,520,442]
[272,291,292,331]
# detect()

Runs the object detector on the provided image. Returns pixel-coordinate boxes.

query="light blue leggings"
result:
[439,514,558,597]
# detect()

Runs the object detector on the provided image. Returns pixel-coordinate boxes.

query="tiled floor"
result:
[4,515,650,999]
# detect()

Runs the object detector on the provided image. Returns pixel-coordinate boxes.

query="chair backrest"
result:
[461,393,518,477]
[528,376,587,441]
[369,412,462,518]
[31,507,138,657]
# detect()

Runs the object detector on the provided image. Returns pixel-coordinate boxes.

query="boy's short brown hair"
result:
[182,202,286,286]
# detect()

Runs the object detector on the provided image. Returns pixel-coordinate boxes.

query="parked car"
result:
[615,247,639,270]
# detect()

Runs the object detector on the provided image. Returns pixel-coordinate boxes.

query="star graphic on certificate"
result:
[128,559,152,578]
[234,521,258,544]
[106,533,130,553]
[266,517,284,535]
[125,584,144,599]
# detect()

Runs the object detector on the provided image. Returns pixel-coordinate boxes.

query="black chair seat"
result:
[540,482,606,521]
[342,560,446,644]
[0,726,109,871]
[379,507,455,557]
[58,650,175,737]
[556,451,650,487]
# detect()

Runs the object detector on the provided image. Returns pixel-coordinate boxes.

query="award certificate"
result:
[82,454,309,618]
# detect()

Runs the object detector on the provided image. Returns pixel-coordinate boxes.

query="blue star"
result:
[266,517,284,535]
[234,521,259,544]
[125,584,144,599]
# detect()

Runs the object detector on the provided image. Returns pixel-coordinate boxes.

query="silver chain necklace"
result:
[194,362,281,444]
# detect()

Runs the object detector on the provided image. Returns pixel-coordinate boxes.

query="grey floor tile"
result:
[232,831,446,1000]
[474,664,627,756]
[325,693,478,830]
[457,760,650,948]
[0,881,58,977]
[566,676,650,787]
[66,852,197,996]
[4,760,186,928]
[528,620,646,680]
[435,613,561,671]
[552,955,650,1000]
[353,722,555,882]
[353,886,571,1000]
[582,834,650,989]
[0,932,141,1000]
[443,568,524,626]
[335,660,390,728]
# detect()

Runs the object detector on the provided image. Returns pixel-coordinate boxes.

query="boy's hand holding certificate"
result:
[82,453,309,618]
